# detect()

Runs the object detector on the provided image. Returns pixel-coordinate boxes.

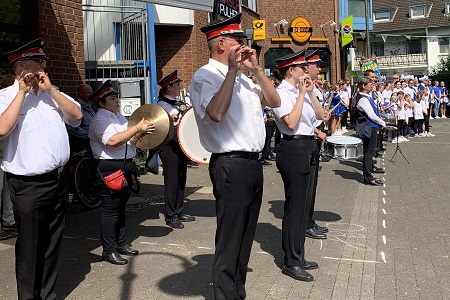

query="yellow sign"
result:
[253,20,265,41]
[289,17,312,43]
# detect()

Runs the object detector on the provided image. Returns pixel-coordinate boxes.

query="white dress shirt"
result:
[89,108,136,159]
[157,95,181,126]
[189,58,265,153]
[413,101,424,120]
[273,80,317,136]
[0,80,80,175]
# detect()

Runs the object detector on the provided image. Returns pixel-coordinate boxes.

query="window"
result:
[373,10,391,22]
[438,37,449,54]
[410,5,427,18]
[241,0,256,12]
[371,43,385,56]
[348,0,366,18]
[446,2,450,14]
[407,40,422,54]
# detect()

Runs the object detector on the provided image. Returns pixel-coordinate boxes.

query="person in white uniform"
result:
[89,80,155,265]
[0,39,82,300]
[157,70,195,229]
[272,50,324,282]
[189,13,280,300]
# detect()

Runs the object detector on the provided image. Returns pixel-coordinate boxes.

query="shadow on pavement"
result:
[333,169,362,182]
[254,222,283,268]
[312,211,342,222]
[157,253,214,299]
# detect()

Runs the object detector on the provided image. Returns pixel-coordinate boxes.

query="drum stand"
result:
[389,127,409,164]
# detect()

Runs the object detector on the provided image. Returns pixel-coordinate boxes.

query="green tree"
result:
[430,54,450,87]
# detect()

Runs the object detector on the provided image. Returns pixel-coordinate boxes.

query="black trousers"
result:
[263,119,275,158]
[6,168,68,300]
[424,113,430,132]
[276,138,316,267]
[362,127,378,183]
[159,140,188,220]
[209,154,263,300]
[307,139,321,229]
[96,159,134,254]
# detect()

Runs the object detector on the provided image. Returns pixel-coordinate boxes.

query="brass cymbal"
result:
[128,104,171,150]
[160,117,175,148]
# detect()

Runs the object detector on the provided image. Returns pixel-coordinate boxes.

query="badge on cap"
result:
[274,50,309,69]
[89,80,118,103]
[4,39,49,64]
[158,70,183,89]
[200,13,247,41]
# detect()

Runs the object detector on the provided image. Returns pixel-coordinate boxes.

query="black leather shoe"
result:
[178,214,195,222]
[265,153,276,161]
[166,218,184,229]
[302,260,319,270]
[306,227,327,239]
[314,224,329,233]
[372,167,385,174]
[282,266,314,282]
[365,179,383,186]
[319,155,331,162]
[117,245,139,256]
[102,252,128,265]
[260,160,272,166]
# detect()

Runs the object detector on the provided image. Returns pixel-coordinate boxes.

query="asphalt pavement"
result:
[1,119,449,299]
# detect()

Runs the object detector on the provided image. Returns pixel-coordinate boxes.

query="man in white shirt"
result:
[0,39,82,300]
[189,14,280,300]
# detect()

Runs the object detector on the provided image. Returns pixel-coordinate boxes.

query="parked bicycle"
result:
[70,149,141,209]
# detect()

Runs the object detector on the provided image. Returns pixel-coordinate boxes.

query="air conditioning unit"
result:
[120,97,140,117]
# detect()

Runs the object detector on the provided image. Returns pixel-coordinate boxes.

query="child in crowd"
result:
[440,81,448,118]
[404,94,414,139]
[413,90,425,137]
[393,92,408,143]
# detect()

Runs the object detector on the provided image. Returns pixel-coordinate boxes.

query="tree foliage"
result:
[430,54,450,87]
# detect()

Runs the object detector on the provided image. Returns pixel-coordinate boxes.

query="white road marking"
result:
[380,251,387,263]
[323,257,379,263]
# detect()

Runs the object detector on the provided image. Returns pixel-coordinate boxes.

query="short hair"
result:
[357,76,372,92]
[363,69,376,77]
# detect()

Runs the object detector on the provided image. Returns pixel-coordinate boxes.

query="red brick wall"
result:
[31,0,85,96]
[252,0,339,82]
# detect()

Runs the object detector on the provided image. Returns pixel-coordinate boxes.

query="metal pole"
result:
[146,3,158,104]
[364,0,371,57]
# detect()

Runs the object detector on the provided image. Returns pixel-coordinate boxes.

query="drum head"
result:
[326,136,362,145]
[177,107,211,165]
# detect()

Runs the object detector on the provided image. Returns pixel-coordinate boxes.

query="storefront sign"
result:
[214,0,239,19]
[253,20,266,41]
[288,17,312,43]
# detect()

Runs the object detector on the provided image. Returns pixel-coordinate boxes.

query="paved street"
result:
[1,119,450,300]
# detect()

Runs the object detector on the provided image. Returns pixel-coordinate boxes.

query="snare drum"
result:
[324,136,363,160]
[177,107,211,165]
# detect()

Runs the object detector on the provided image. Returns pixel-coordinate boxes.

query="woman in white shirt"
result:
[272,51,324,282]
[89,80,155,265]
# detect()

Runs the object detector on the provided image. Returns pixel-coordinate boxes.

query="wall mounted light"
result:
[273,19,290,37]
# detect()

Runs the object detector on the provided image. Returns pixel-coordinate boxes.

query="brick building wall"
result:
[31,0,85,97]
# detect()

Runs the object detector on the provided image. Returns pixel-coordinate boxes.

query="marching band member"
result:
[89,80,155,265]
[157,70,195,229]
[272,50,324,282]
[189,13,280,299]
[354,77,386,186]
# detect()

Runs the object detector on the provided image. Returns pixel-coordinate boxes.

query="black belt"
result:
[6,166,65,181]
[215,151,262,160]
[282,135,315,141]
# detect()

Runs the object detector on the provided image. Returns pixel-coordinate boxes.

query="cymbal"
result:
[128,104,171,150]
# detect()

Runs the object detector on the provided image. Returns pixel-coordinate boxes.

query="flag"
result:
[341,15,353,47]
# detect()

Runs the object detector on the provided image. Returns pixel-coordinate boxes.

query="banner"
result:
[341,15,353,47]
[360,57,381,77]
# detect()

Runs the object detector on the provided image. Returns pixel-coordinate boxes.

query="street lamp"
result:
[364,0,371,57]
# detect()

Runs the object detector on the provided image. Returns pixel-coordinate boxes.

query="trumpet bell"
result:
[128,104,171,150]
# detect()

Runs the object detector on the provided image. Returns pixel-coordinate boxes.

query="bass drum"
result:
[324,136,363,160]
[177,107,211,165]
